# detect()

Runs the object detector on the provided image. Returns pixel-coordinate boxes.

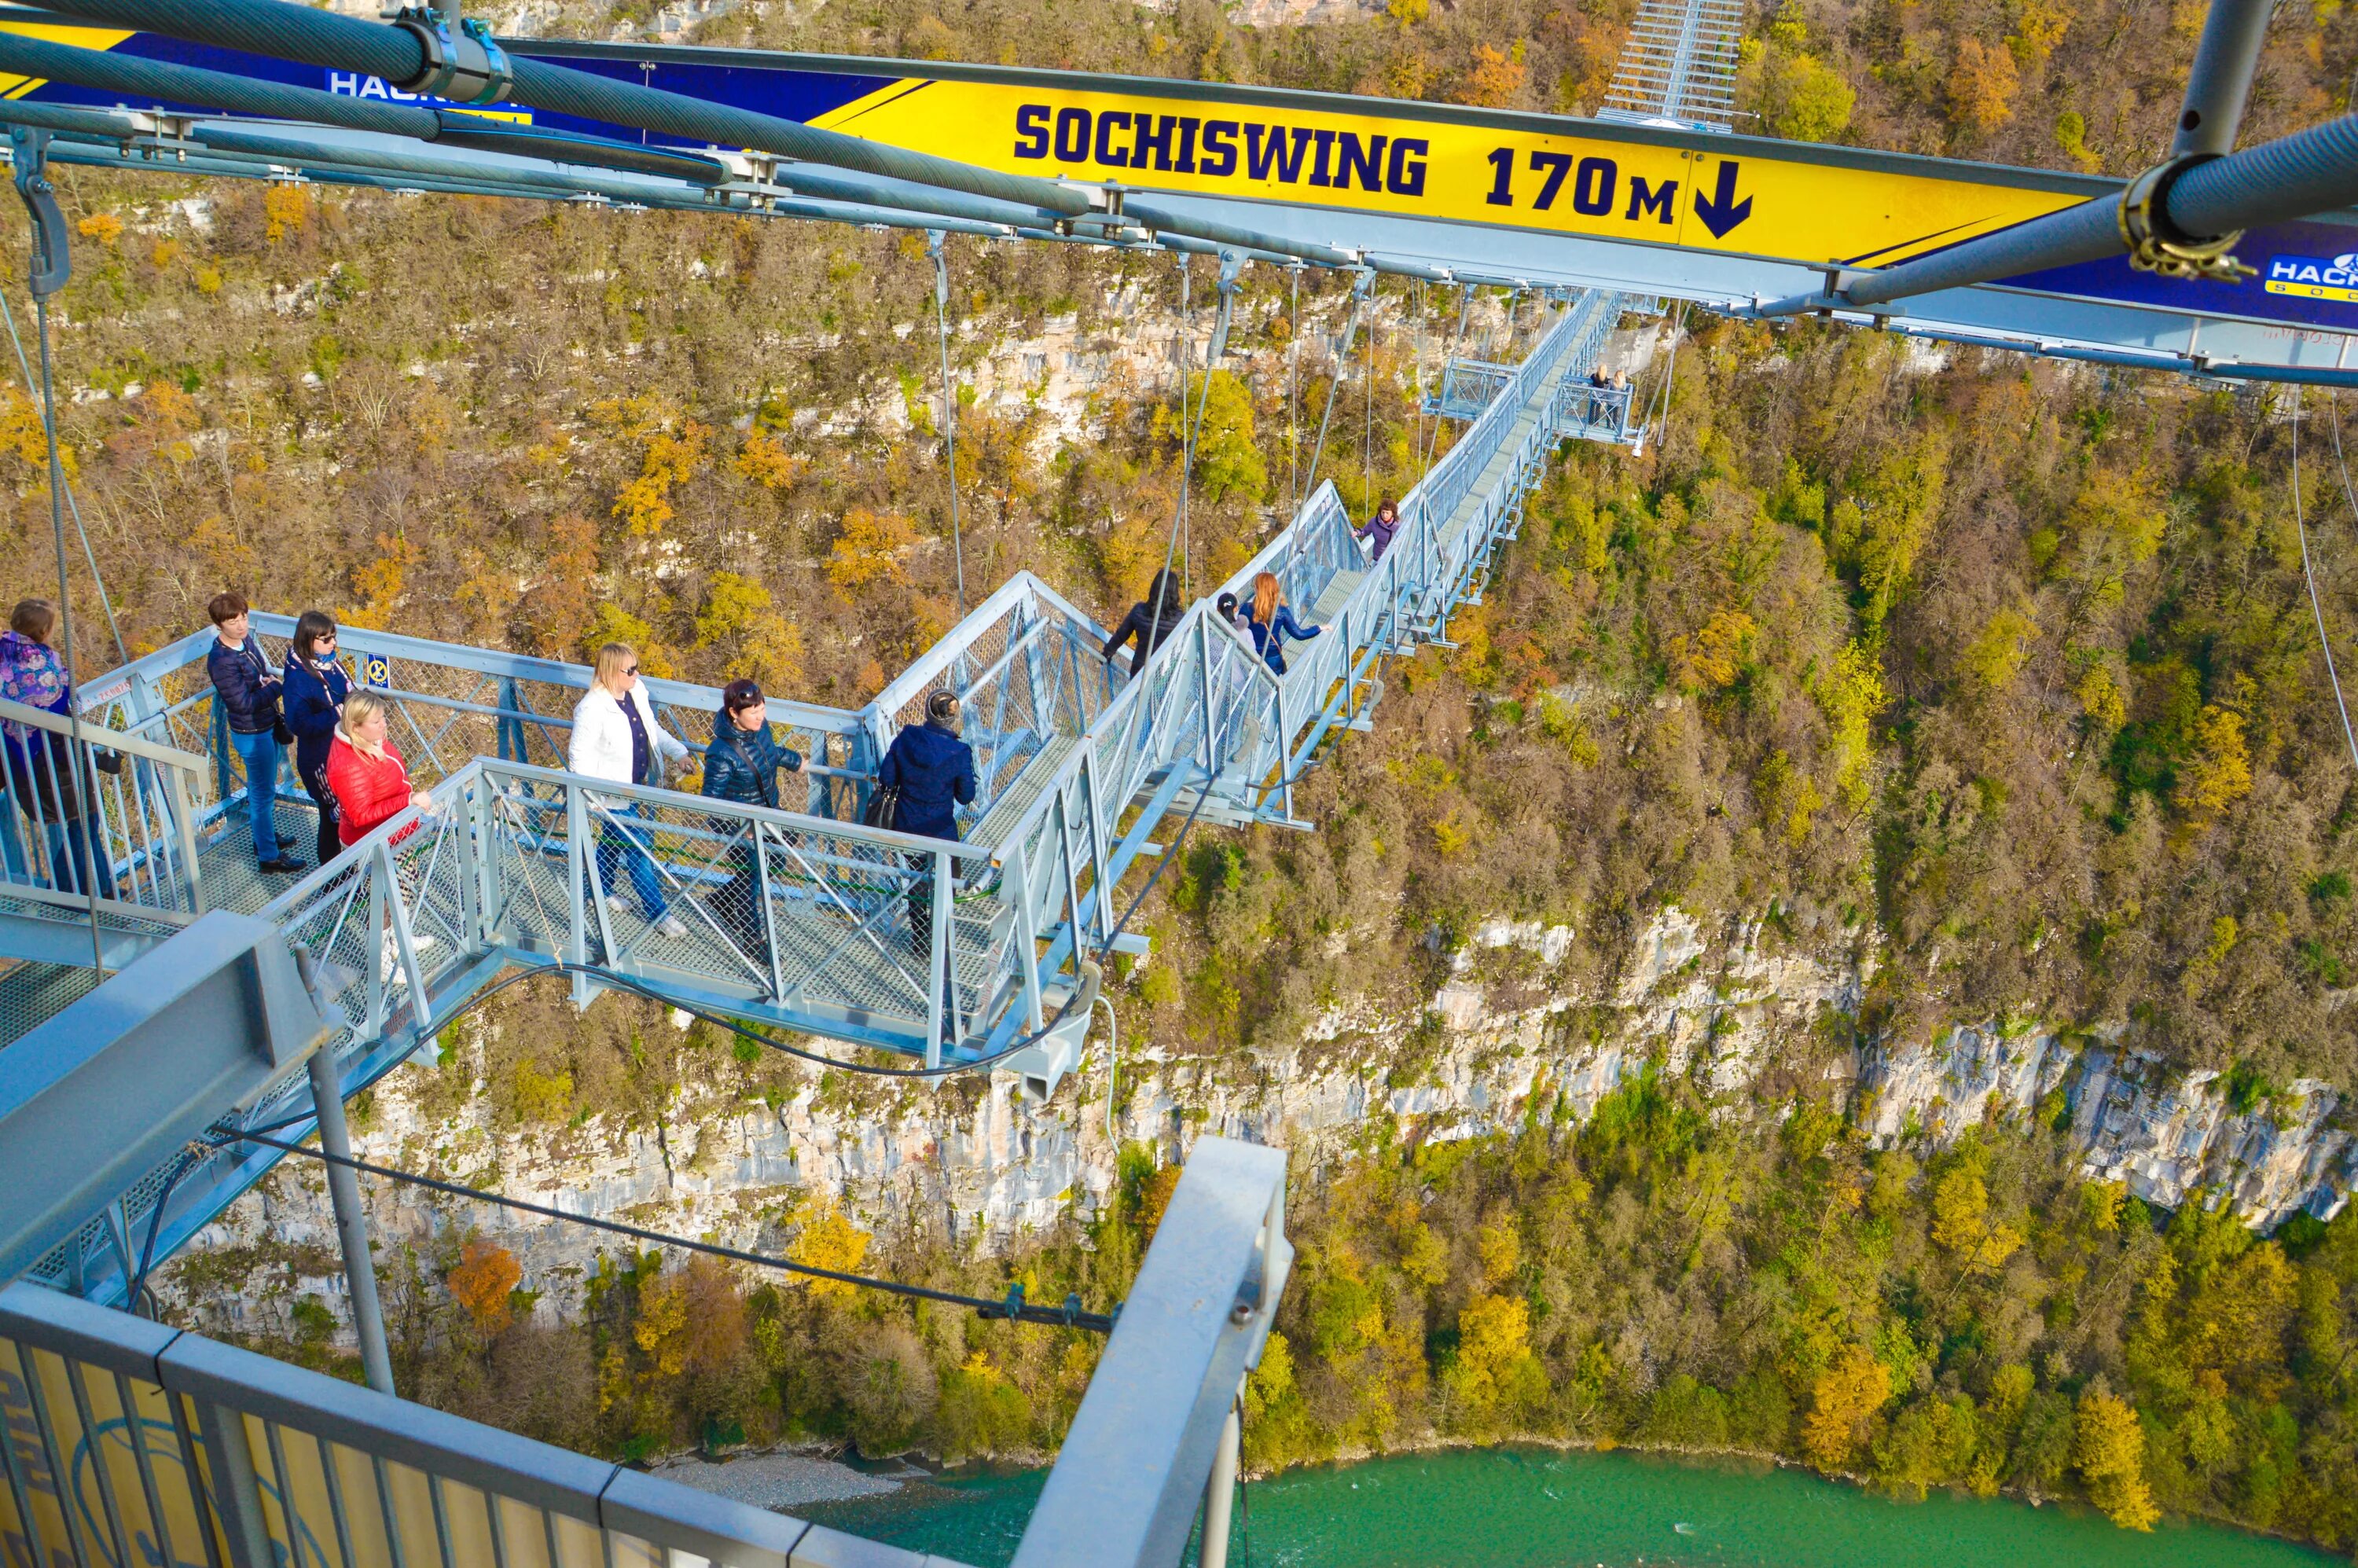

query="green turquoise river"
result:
[799,1445,2341,1567]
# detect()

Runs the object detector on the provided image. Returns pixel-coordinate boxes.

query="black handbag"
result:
[861,781,902,832]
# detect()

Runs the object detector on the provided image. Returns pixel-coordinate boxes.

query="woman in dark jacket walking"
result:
[1355,497,1401,563]
[1101,569,1184,678]
[281,611,353,869]
[878,689,976,961]
[699,678,806,964]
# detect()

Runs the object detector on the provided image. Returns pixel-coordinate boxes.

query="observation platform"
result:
[0,288,1629,1309]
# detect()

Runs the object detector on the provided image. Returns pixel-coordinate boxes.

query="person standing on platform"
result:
[699,677,807,965]
[282,610,352,869]
[569,642,692,940]
[206,591,303,873]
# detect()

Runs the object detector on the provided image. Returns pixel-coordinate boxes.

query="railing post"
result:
[1200,1403,1242,1568]
[193,1398,275,1568]
[1005,837,1045,1030]
[756,823,785,1001]
[926,846,953,1068]
[307,1046,395,1396]
[167,762,206,916]
[374,839,431,1029]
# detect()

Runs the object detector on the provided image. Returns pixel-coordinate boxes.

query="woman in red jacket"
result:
[325,692,432,851]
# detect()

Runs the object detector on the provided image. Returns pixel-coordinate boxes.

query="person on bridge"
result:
[206,592,303,875]
[1,598,117,900]
[326,691,433,851]
[880,689,976,958]
[700,678,807,964]
[1247,571,1321,677]
[281,611,352,872]
[1101,568,1185,678]
[1356,498,1401,564]
[570,642,692,941]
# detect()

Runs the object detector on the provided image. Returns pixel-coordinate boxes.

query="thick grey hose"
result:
[34,131,1013,237]
[189,123,696,202]
[2170,112,2358,237]
[0,28,439,139]
[33,0,1095,215]
[1841,197,2121,307]
[1838,110,2358,310]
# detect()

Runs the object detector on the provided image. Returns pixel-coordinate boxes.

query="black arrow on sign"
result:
[1694,160,1753,239]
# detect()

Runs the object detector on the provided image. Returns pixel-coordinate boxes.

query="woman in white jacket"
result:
[570,642,692,938]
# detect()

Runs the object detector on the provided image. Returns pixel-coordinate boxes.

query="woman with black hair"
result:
[1101,567,1185,678]
[281,610,353,869]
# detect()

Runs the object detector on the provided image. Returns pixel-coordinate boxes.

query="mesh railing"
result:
[868,575,1122,838]
[1425,357,1517,420]
[81,619,872,850]
[0,1281,950,1568]
[0,692,210,950]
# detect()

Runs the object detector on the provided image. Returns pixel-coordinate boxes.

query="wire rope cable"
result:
[927,230,966,616]
[209,1122,1119,1331]
[31,288,104,971]
[1420,285,1473,476]
[1287,265,1302,512]
[2292,388,2358,777]
[0,287,124,663]
[1300,274,1371,503]
[1364,292,1376,512]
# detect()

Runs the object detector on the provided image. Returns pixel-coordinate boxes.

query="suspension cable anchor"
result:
[386,6,514,106]
[2118,154,2253,283]
[9,127,68,299]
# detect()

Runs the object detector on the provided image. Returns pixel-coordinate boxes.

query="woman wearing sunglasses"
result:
[282,609,352,869]
[569,642,693,940]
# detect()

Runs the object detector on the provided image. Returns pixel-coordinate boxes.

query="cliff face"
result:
[167,909,2354,1339]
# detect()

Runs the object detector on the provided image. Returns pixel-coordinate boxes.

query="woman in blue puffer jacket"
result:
[700,678,806,963]
[281,610,352,869]
[878,689,975,963]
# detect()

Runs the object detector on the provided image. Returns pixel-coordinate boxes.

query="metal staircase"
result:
[2,289,1629,1306]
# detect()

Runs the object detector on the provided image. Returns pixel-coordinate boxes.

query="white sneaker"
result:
[604,895,629,916]
[656,916,689,940]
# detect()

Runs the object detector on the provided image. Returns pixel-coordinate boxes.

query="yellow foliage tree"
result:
[632,1268,692,1376]
[1802,1344,1893,1469]
[263,184,310,243]
[1672,608,1757,692]
[786,1198,871,1302]
[612,421,710,537]
[2073,1391,2159,1529]
[446,1239,521,1335]
[2008,0,2074,68]
[1811,637,1886,806]
[697,571,807,696]
[1948,37,2020,130]
[733,428,801,491]
[2077,664,2128,730]
[1930,1166,2024,1272]
[1458,42,1527,107]
[1447,1293,1544,1423]
[0,390,74,478]
[826,508,919,596]
[2176,703,2253,818]
[1960,606,2038,694]
[343,531,422,632]
[76,211,123,246]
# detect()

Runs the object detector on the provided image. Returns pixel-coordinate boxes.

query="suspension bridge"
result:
[1,2,2353,1565]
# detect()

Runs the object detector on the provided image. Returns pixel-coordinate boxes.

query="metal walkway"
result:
[4,289,1622,1305]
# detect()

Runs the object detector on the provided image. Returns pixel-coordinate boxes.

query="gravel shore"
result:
[648,1449,909,1511]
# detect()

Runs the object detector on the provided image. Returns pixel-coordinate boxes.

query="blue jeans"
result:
[0,784,26,879]
[229,729,281,862]
[595,804,668,920]
[42,812,112,898]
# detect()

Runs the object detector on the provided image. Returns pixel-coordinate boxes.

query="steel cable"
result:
[210,1124,1118,1331]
